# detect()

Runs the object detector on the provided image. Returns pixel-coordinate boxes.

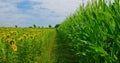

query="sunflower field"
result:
[0,27,56,63]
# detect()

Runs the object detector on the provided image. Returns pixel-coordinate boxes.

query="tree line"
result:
[15,24,60,28]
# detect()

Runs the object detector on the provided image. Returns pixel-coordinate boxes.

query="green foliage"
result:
[57,0,120,63]
[15,25,18,28]
[49,25,52,28]
[55,24,60,28]
[0,28,56,63]
[33,24,37,28]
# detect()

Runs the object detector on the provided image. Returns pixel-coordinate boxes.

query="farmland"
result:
[0,0,120,63]
[0,28,56,63]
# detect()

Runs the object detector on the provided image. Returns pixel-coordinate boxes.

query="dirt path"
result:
[49,31,57,63]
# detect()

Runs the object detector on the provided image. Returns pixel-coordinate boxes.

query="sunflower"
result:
[6,34,10,38]
[18,37,23,41]
[6,38,16,46]
[10,31,18,36]
[11,44,17,51]
[29,35,35,39]
[22,34,27,38]
[2,33,7,38]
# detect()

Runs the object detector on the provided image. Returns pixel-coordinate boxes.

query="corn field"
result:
[57,0,120,63]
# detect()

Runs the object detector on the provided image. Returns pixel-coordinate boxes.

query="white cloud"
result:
[1,0,24,3]
[31,0,82,15]
[0,1,34,27]
[0,0,83,27]
[0,13,34,26]
[0,1,19,13]
[10,0,24,3]
[0,0,34,26]
[0,0,115,27]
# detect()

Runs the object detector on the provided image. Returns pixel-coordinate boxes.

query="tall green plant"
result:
[57,0,120,63]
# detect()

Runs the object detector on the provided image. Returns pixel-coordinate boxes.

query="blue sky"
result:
[0,0,85,27]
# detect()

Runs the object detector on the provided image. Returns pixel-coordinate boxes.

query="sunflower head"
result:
[10,31,18,36]
[30,35,35,39]
[2,33,7,38]
[18,37,23,41]
[11,44,17,51]
[23,34,27,38]
[6,34,10,38]
[6,39,16,45]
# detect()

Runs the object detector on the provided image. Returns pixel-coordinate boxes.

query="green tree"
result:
[29,26,32,28]
[49,25,52,28]
[33,24,37,28]
[15,25,18,28]
[38,26,40,28]
[55,24,60,28]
